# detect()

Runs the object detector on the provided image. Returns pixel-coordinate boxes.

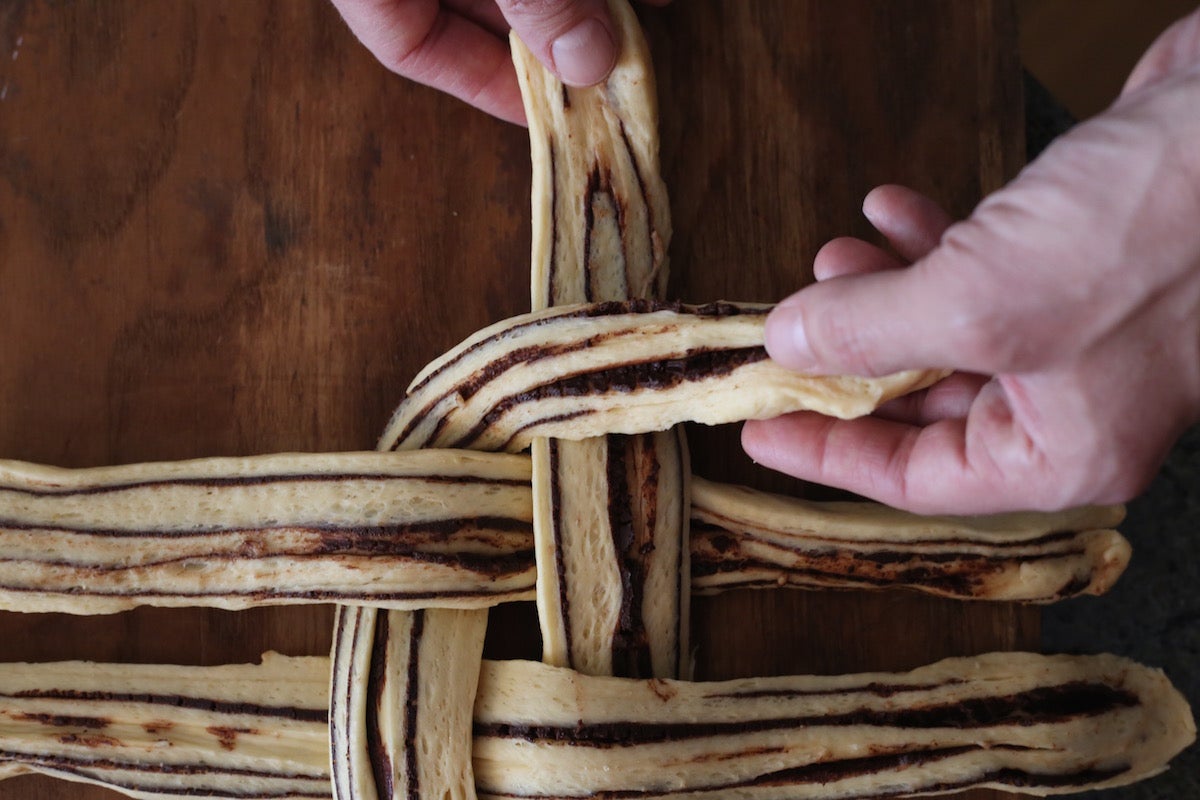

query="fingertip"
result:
[1121,7,1200,97]
[862,184,954,263]
[740,418,776,463]
[814,237,905,281]
[740,413,836,479]
[500,0,618,87]
[550,16,617,86]
[861,184,909,225]
[764,303,817,372]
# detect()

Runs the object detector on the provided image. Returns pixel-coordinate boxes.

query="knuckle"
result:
[374,31,433,80]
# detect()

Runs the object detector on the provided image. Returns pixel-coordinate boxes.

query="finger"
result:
[1121,7,1200,98]
[764,259,968,376]
[811,237,905,282]
[332,0,526,124]
[872,372,988,425]
[741,394,1047,516]
[862,184,956,262]
[765,172,1072,378]
[497,0,618,87]
[742,412,955,512]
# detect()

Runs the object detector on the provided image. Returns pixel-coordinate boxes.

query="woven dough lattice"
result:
[0,3,1192,799]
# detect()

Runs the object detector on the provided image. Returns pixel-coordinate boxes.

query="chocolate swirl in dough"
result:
[472,652,1194,799]
[0,650,1190,799]
[514,0,688,681]
[0,452,535,613]
[0,452,1128,613]
[379,300,942,454]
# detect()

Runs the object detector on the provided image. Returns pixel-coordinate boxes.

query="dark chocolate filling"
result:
[452,346,768,449]
[387,300,767,450]
[8,690,327,724]
[476,681,1139,745]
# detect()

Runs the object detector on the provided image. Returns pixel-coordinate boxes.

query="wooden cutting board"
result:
[0,1,1031,798]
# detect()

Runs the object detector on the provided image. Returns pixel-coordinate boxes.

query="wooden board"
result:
[0,1,1031,798]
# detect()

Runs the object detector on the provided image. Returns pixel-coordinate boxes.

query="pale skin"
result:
[328,0,669,125]
[333,2,1200,515]
[743,8,1200,515]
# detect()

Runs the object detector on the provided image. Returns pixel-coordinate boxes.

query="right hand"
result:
[742,9,1200,515]
[329,0,668,125]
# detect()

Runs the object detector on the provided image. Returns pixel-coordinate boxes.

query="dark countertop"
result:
[1044,426,1200,799]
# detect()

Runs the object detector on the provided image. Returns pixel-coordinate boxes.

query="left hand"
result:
[329,0,669,125]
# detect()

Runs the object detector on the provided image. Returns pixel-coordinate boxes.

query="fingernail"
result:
[765,305,817,371]
[551,18,616,87]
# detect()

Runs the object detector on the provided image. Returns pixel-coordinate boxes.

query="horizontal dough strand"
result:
[379,300,943,453]
[0,454,1127,613]
[0,653,330,799]
[689,477,1129,602]
[0,651,1190,800]
[0,452,535,613]
[472,652,1194,799]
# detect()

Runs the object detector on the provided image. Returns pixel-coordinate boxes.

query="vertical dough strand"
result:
[330,607,486,800]
[532,432,690,678]
[519,1,670,312]
[331,606,379,800]
[515,0,690,679]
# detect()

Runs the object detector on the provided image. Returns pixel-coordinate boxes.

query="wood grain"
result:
[0,2,1030,798]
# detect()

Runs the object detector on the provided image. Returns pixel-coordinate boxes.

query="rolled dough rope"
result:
[0,454,1129,611]
[0,452,534,614]
[514,0,689,680]
[378,300,943,453]
[472,652,1196,799]
[327,424,492,797]
[329,610,488,799]
[519,0,671,312]
[330,607,485,800]
[0,652,331,799]
[689,477,1131,602]
[0,650,1189,799]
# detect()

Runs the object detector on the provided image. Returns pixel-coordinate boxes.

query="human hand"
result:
[329,0,668,125]
[743,9,1200,515]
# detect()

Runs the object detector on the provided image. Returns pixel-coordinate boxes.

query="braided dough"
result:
[0,453,1128,613]
[0,650,1191,799]
[379,301,942,453]
[0,452,535,613]
[515,0,688,680]
[0,2,1190,799]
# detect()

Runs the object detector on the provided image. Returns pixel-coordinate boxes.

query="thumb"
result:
[765,264,964,377]
[497,0,618,87]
